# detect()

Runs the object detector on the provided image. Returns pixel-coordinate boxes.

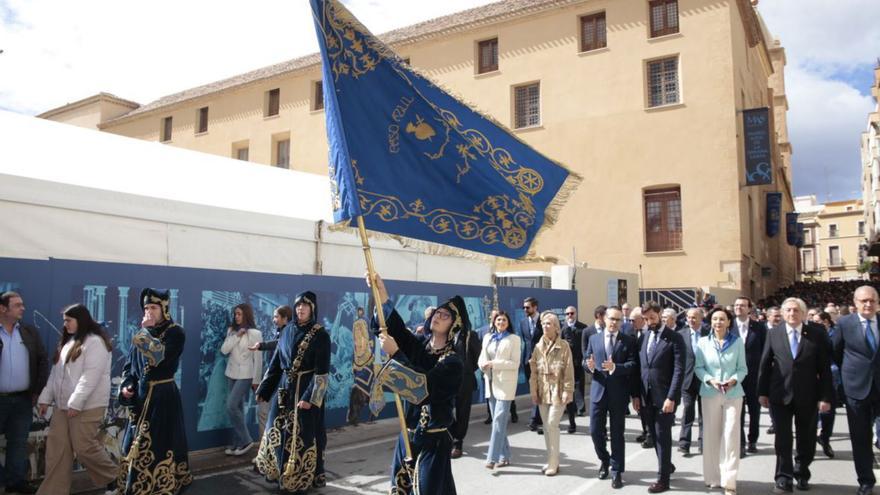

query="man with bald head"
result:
[833,285,880,495]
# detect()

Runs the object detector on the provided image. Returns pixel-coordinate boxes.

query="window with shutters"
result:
[644,187,683,252]
[160,116,172,142]
[649,0,679,38]
[647,56,680,107]
[829,224,838,238]
[580,12,607,52]
[265,88,280,117]
[477,38,499,74]
[197,107,208,134]
[513,82,541,129]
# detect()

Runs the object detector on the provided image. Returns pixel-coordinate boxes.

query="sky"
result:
[0,0,877,202]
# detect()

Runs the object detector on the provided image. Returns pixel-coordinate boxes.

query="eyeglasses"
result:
[565,312,575,315]
[434,310,452,320]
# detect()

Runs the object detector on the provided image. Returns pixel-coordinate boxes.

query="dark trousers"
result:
[817,408,835,444]
[591,396,627,474]
[844,393,880,486]
[451,386,474,449]
[566,378,583,425]
[770,402,818,483]
[678,382,702,448]
[643,402,675,483]
[740,383,761,446]
[0,393,33,487]
[524,364,542,426]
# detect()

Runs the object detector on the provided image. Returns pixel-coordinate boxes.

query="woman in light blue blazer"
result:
[694,307,748,495]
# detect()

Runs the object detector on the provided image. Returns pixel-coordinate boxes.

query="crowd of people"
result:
[2,278,880,495]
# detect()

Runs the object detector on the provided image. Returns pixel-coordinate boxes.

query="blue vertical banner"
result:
[786,212,799,246]
[766,192,782,237]
[796,222,805,248]
[743,108,773,186]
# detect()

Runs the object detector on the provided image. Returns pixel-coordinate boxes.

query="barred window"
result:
[649,0,679,38]
[477,38,499,74]
[514,83,540,129]
[580,12,607,52]
[160,116,172,142]
[644,187,683,252]
[647,56,679,107]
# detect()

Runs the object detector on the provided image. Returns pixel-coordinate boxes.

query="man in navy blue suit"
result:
[732,296,767,456]
[638,301,685,493]
[833,285,880,495]
[585,306,639,489]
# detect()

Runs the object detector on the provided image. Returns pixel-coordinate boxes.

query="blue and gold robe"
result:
[117,320,192,495]
[379,309,463,495]
[254,321,331,492]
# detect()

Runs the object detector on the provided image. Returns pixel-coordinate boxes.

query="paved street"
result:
[185,399,866,495]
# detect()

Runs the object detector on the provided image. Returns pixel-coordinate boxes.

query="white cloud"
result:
[0,0,494,115]
[756,0,879,201]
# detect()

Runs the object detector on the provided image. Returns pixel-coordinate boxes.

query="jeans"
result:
[486,398,511,463]
[0,394,33,487]
[226,378,254,448]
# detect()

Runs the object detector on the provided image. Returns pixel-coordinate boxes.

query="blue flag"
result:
[310,0,579,259]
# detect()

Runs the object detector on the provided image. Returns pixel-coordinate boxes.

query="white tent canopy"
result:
[0,111,491,285]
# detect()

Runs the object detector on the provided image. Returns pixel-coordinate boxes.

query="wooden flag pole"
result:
[356,216,414,462]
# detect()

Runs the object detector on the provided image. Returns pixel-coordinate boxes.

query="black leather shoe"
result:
[5,483,37,494]
[567,423,577,434]
[677,445,689,455]
[483,416,492,425]
[796,478,809,491]
[537,426,544,435]
[450,448,462,459]
[747,442,758,453]
[642,437,655,449]
[818,438,835,458]
[635,433,647,443]
[767,426,776,434]
[857,484,874,495]
[648,481,670,493]
[773,479,794,493]
[598,462,609,479]
[612,473,623,489]
[528,423,538,431]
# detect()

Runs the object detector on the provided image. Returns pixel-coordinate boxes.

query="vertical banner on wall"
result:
[766,192,782,237]
[796,222,805,248]
[786,212,799,246]
[743,107,773,186]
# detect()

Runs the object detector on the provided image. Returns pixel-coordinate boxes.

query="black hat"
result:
[426,295,471,344]
[293,291,318,325]
[140,288,171,320]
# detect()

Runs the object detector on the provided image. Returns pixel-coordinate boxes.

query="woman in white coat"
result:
[37,304,116,495]
[220,303,263,456]
[478,311,521,469]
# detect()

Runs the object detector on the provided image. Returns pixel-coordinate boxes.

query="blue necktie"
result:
[648,330,658,357]
[605,333,614,361]
[866,320,877,354]
[789,329,799,358]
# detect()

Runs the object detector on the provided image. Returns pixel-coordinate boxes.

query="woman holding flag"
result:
[367,273,465,494]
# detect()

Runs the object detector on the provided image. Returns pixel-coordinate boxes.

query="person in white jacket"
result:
[478,311,522,469]
[36,304,116,495]
[220,303,263,456]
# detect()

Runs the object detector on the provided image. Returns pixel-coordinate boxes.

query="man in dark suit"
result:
[585,306,639,489]
[833,286,880,495]
[758,297,833,493]
[638,301,686,493]
[677,308,703,456]
[563,306,588,432]
[732,296,767,455]
[0,291,49,495]
[520,296,543,432]
[625,308,652,447]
